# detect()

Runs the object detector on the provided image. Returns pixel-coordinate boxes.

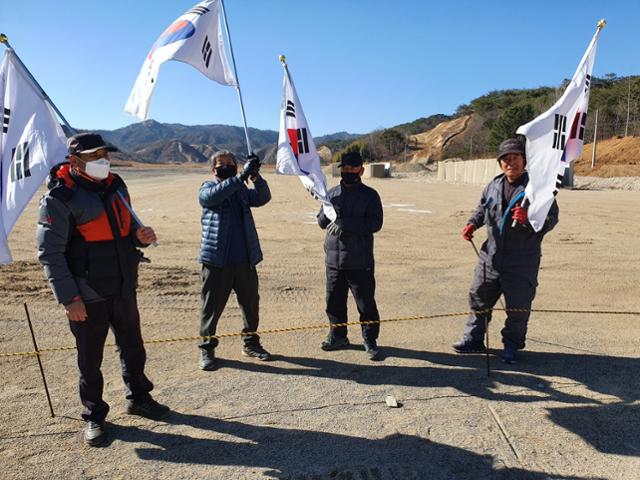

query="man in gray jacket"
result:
[453,138,559,364]
[198,151,271,370]
[36,133,169,447]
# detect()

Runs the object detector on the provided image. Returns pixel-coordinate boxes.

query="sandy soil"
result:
[0,169,639,480]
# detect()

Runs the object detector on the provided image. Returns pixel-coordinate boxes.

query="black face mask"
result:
[215,165,237,179]
[341,171,361,185]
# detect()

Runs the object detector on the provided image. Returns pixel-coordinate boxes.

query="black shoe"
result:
[501,347,518,364]
[199,349,217,371]
[452,339,486,353]
[127,398,171,421]
[83,421,105,447]
[242,344,272,361]
[364,341,382,361]
[321,336,350,351]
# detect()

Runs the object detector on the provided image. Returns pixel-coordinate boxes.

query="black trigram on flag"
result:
[202,36,212,68]
[10,142,31,182]
[305,183,320,201]
[584,74,591,93]
[297,128,310,155]
[552,114,567,150]
[286,100,296,118]
[186,5,210,16]
[553,173,563,196]
[569,111,587,141]
[2,107,10,134]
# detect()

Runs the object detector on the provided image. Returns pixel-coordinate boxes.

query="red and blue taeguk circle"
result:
[148,20,196,59]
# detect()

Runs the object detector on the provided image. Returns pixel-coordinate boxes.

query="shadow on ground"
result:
[218,347,639,405]
[546,403,640,456]
[108,412,604,480]
[211,346,639,457]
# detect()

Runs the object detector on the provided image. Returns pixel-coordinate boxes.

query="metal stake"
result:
[471,239,491,377]
[24,303,55,418]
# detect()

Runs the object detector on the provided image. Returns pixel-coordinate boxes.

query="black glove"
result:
[238,153,261,181]
[326,221,343,237]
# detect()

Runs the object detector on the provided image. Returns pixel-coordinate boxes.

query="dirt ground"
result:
[0,168,639,480]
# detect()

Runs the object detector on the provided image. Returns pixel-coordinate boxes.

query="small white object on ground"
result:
[385,395,399,408]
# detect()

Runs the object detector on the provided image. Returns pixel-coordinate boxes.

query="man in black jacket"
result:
[453,138,559,364]
[36,133,169,447]
[317,151,384,360]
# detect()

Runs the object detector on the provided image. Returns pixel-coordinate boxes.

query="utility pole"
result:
[625,77,631,137]
[591,109,599,168]
[469,135,473,158]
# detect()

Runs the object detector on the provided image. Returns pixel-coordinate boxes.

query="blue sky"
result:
[2,1,638,136]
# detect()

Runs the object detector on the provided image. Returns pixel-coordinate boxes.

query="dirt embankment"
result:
[575,136,640,177]
[408,115,472,163]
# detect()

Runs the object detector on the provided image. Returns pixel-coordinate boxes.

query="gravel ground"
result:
[0,169,638,479]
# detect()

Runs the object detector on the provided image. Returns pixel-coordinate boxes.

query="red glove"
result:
[461,224,475,241]
[511,206,528,225]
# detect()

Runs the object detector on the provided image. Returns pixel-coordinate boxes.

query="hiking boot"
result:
[364,341,382,361]
[199,349,217,371]
[83,421,105,447]
[501,347,518,365]
[242,344,272,361]
[452,339,486,354]
[321,336,350,351]
[127,398,171,421]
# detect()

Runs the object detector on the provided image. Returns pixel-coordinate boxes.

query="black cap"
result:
[67,133,118,156]
[338,150,363,167]
[497,138,525,161]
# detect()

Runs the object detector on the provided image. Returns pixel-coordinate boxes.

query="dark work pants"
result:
[326,267,380,343]
[463,258,538,350]
[199,264,261,351]
[69,295,153,423]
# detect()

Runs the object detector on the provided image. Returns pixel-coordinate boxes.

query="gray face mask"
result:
[85,159,110,180]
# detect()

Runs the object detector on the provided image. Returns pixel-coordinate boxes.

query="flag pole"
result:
[470,239,492,377]
[219,0,252,157]
[279,54,289,77]
[0,33,156,245]
[0,34,74,134]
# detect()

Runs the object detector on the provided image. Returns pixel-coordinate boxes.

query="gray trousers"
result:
[463,257,538,350]
[199,264,261,351]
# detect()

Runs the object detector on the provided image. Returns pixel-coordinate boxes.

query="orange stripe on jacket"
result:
[76,197,132,242]
[55,164,132,242]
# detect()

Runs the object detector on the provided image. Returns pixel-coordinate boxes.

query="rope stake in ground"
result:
[1,307,639,359]
[23,303,55,417]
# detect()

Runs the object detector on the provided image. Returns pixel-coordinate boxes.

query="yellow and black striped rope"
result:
[1,307,638,359]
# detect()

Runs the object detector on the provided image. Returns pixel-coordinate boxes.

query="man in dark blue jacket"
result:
[317,151,384,360]
[198,150,272,370]
[453,138,559,364]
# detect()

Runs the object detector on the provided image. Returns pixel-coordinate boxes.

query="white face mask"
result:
[84,158,110,180]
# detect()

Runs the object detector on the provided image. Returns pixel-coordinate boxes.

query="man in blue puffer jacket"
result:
[197,150,271,370]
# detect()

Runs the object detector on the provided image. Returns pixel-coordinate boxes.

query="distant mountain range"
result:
[95,119,358,164]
